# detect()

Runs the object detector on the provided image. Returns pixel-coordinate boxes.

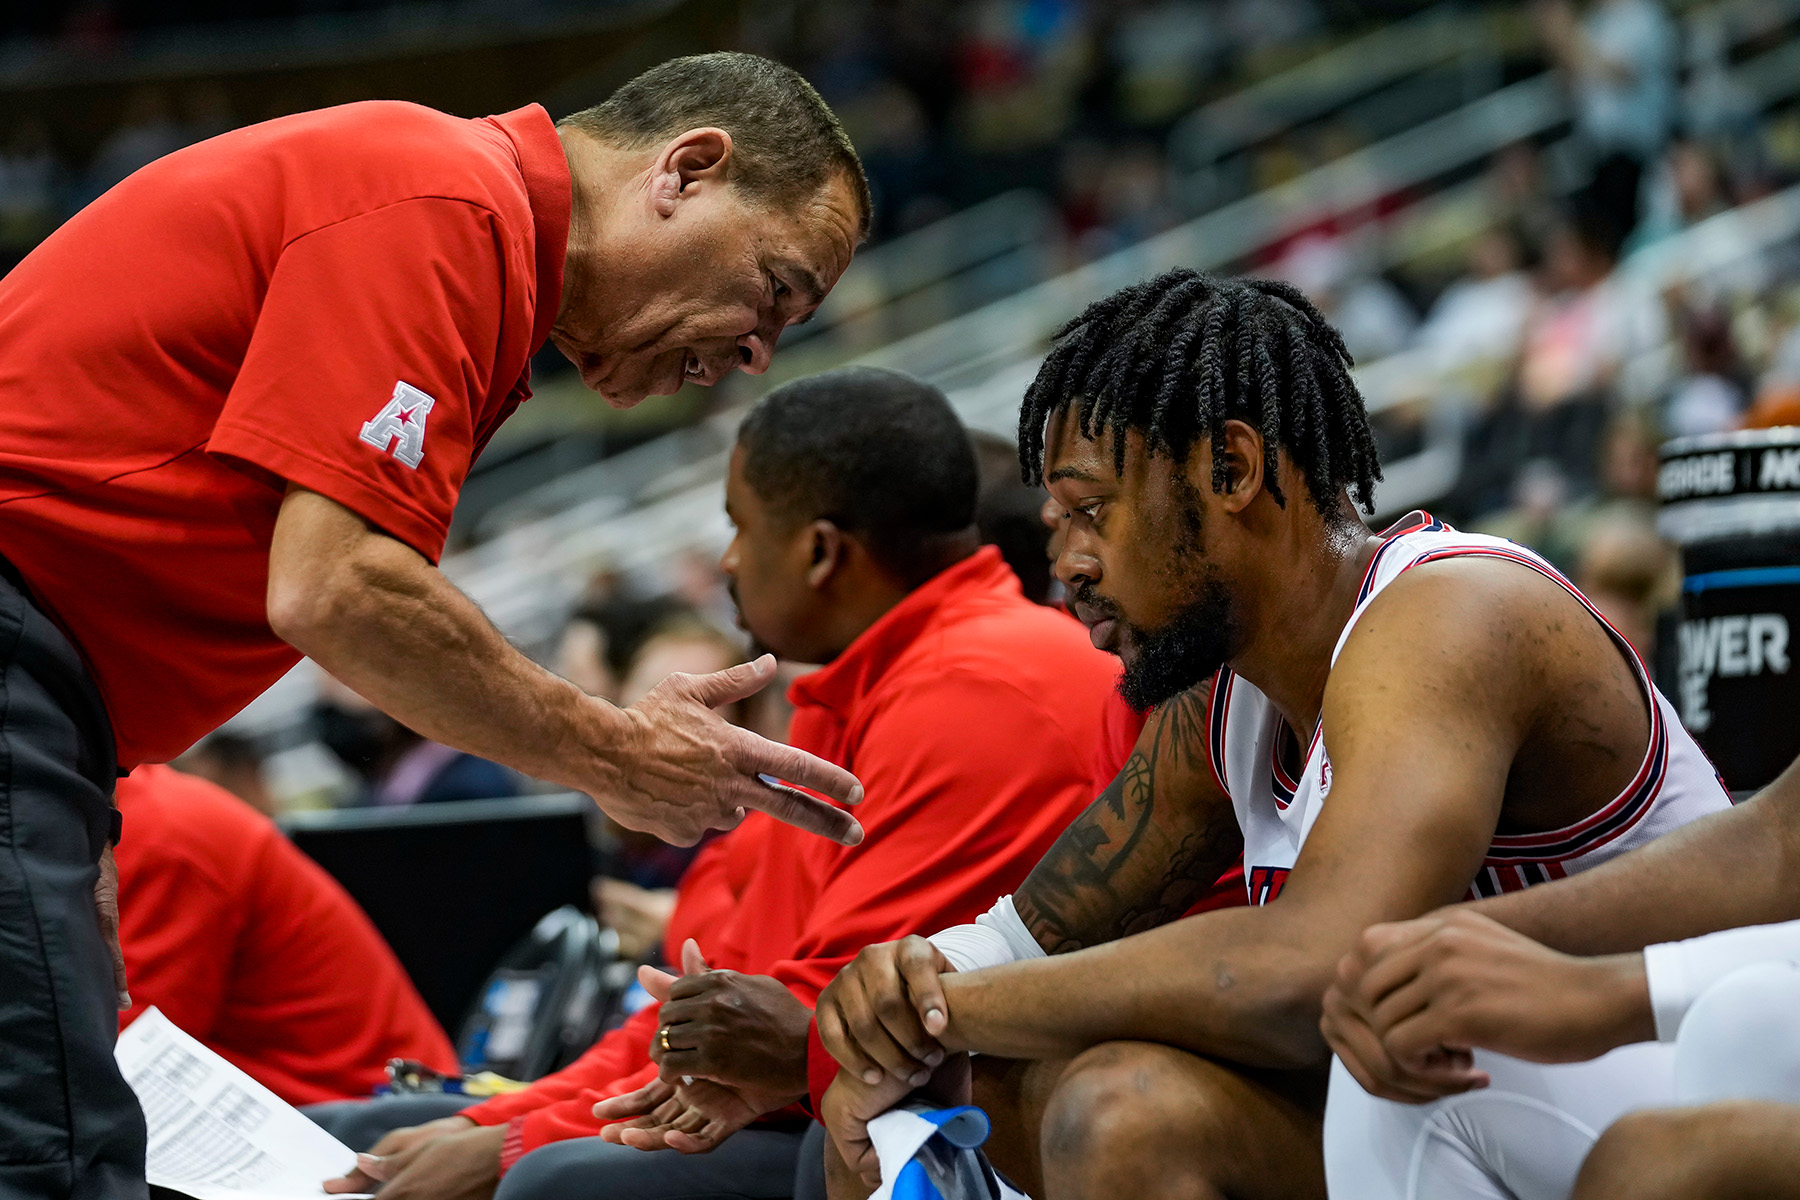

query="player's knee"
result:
[1573,1108,1714,1200]
[1040,1042,1224,1182]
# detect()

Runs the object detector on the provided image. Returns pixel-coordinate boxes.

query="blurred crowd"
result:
[1224,0,1800,693]
[37,0,1800,892]
[743,0,1331,243]
[1,0,1349,273]
[0,83,237,273]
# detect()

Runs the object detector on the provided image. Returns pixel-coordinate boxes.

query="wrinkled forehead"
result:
[768,174,861,271]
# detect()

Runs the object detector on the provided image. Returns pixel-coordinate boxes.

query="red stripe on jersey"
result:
[1395,544,1672,865]
[1206,669,1233,798]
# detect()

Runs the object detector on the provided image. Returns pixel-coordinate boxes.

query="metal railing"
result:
[446,12,1800,645]
[762,5,1513,380]
[1168,4,1517,207]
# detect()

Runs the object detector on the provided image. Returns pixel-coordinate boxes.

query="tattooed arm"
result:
[814,680,1244,1087]
[1013,679,1242,953]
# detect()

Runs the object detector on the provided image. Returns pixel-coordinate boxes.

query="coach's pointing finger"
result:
[615,659,863,846]
[736,770,863,847]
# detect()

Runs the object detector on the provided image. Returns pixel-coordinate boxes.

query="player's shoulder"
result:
[1333,532,1594,713]
[1369,538,1580,625]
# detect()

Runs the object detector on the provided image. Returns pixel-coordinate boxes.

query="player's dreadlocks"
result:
[1019,268,1382,516]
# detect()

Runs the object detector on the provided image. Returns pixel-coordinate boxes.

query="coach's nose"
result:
[736,332,773,375]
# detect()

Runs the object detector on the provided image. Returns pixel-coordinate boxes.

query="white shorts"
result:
[1321,1042,1676,1200]
[1323,958,1800,1200]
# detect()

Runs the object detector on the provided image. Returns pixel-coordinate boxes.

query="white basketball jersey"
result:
[1204,512,1733,906]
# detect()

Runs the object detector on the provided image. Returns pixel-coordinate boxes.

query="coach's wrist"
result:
[529,678,634,796]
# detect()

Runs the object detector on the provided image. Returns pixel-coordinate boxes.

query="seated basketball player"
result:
[1321,752,1800,1200]
[312,367,1118,1200]
[807,268,1732,1200]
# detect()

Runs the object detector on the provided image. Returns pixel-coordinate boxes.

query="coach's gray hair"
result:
[560,52,870,237]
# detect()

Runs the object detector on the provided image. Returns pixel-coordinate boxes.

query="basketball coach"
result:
[0,53,868,1199]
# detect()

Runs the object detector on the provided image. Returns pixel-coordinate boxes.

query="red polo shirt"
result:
[460,547,1117,1157]
[0,101,570,766]
[114,766,457,1105]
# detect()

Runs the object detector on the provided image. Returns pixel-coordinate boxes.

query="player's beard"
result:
[1117,473,1237,710]
[1117,570,1235,710]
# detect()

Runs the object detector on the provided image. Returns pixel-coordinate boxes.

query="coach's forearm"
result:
[267,489,627,793]
[1475,772,1800,956]
[936,908,1332,1070]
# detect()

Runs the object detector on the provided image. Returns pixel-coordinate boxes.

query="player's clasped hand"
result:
[1321,908,1656,1104]
[1320,919,1488,1105]
[613,655,864,847]
[821,1047,972,1191]
[815,935,954,1088]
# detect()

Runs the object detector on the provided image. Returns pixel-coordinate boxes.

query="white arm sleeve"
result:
[928,894,1048,973]
[1643,918,1800,1041]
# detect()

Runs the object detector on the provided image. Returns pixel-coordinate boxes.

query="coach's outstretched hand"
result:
[269,491,860,852]
[816,936,954,1087]
[1322,908,1655,1104]
[613,655,864,847]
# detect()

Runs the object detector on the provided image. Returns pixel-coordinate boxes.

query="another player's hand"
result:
[644,939,813,1095]
[611,655,864,846]
[816,937,955,1087]
[322,1115,476,1193]
[1323,908,1654,1104]
[822,1052,970,1192]
[594,1074,784,1154]
[95,842,129,1011]
[1321,940,1485,1104]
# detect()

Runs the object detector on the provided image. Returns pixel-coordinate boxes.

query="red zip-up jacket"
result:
[461,547,1118,1159]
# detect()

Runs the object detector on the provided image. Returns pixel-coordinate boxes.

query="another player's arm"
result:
[915,561,1536,1068]
[1014,679,1243,954]
[1318,755,1800,1101]
[1473,753,1800,955]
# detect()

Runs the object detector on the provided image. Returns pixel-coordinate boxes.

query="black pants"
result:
[0,570,144,1200]
[306,1094,814,1199]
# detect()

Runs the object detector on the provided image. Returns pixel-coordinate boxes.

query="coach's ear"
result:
[1205,419,1266,514]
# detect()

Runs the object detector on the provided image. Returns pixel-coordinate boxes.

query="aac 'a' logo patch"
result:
[359,381,435,469]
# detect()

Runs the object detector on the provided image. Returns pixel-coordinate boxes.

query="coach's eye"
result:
[770,273,791,300]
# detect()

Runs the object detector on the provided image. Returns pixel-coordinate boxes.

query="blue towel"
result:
[867,1103,1030,1200]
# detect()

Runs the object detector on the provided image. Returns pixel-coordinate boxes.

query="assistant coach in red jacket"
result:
[310,367,1118,1200]
[0,53,870,1200]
